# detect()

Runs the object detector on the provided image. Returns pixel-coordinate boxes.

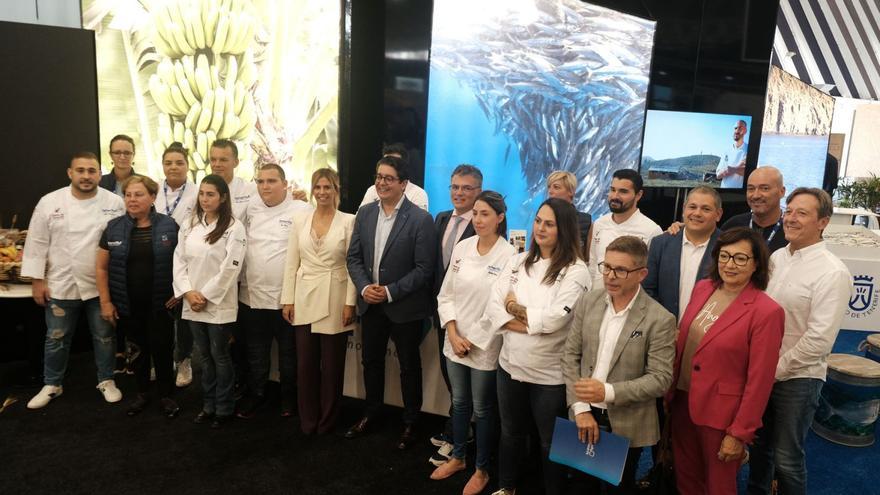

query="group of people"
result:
[20,135,852,495]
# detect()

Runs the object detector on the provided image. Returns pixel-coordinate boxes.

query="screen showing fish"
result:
[755,65,835,194]
[424,0,656,236]
[640,110,754,190]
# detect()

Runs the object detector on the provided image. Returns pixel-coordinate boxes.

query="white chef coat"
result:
[154,179,197,227]
[481,253,591,385]
[173,218,247,324]
[229,176,258,221]
[767,241,852,381]
[437,235,515,371]
[21,186,124,300]
[716,141,748,189]
[239,196,312,309]
[359,182,429,211]
[588,209,662,289]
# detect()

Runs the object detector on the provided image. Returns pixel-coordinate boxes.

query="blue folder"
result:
[549,416,631,486]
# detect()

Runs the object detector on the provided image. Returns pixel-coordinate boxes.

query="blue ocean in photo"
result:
[757,134,828,192]
[425,68,535,237]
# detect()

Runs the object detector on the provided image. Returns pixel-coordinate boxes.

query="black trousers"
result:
[361,304,423,425]
[242,306,296,398]
[120,310,174,398]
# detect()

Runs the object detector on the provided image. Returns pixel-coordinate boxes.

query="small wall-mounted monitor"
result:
[640,110,753,189]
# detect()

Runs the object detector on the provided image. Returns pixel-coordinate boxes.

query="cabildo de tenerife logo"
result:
[847,275,879,318]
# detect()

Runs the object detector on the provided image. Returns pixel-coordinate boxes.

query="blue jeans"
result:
[496,366,567,495]
[747,378,824,495]
[43,297,115,386]
[446,359,497,469]
[173,317,193,363]
[189,321,235,416]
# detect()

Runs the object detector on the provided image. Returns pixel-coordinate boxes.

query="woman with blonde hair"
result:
[281,168,357,435]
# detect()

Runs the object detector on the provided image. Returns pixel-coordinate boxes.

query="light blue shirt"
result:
[367,194,406,302]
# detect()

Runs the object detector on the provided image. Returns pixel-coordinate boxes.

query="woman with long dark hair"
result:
[172,174,247,428]
[666,227,783,494]
[483,198,591,495]
[429,191,515,494]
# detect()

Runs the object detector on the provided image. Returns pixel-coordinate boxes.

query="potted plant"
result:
[837,173,880,214]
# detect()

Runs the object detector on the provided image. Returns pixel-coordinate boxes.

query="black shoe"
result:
[211,415,233,429]
[235,394,265,419]
[160,397,180,419]
[397,424,416,450]
[126,394,149,416]
[114,355,127,375]
[194,410,215,424]
[280,397,295,418]
[345,417,371,439]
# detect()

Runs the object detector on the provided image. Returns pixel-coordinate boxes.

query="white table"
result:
[824,225,880,332]
[0,283,32,299]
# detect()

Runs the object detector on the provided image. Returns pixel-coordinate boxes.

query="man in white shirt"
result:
[716,120,748,189]
[643,186,722,321]
[359,144,429,211]
[22,152,126,409]
[588,169,663,289]
[748,188,852,495]
[236,164,311,419]
[209,139,257,220]
[428,164,481,465]
[563,236,676,492]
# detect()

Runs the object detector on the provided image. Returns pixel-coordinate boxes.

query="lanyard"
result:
[163,181,186,216]
[750,213,783,245]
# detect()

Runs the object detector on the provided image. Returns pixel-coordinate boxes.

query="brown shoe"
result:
[345,417,371,439]
[397,424,416,450]
[463,469,490,495]
[429,458,465,480]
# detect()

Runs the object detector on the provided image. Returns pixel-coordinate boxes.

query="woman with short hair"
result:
[667,227,784,494]
[96,175,180,417]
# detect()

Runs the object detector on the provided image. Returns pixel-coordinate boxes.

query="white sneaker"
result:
[428,441,454,466]
[176,358,192,387]
[97,379,122,403]
[27,385,63,409]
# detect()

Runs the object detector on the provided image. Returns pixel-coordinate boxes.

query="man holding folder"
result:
[562,236,676,491]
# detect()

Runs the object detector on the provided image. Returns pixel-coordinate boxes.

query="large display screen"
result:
[82,0,341,187]
[640,110,753,189]
[424,0,655,235]
[756,65,835,192]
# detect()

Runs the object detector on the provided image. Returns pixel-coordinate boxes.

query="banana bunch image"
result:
[147,0,258,180]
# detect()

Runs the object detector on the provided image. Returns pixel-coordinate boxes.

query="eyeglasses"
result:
[110,151,134,157]
[718,251,752,266]
[598,262,645,279]
[374,173,401,184]
[449,185,479,193]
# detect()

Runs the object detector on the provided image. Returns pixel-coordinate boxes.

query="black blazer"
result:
[432,209,476,296]
[346,197,437,322]
[642,228,720,320]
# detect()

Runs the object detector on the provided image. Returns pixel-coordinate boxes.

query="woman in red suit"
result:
[667,227,784,495]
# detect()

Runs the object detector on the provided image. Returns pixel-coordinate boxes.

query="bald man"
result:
[721,166,787,253]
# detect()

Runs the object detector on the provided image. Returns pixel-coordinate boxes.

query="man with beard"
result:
[716,120,748,189]
[721,166,788,253]
[588,169,662,289]
[23,152,126,409]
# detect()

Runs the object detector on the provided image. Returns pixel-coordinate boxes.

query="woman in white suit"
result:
[281,168,356,435]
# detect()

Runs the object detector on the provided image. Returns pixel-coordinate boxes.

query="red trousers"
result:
[670,392,739,495]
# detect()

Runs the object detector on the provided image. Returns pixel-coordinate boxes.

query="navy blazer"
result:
[346,196,437,322]
[642,228,720,320]
[432,209,476,296]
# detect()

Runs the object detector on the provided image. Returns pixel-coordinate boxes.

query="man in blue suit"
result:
[346,155,437,450]
[642,186,723,321]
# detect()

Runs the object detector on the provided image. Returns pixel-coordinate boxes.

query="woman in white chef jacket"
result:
[281,168,356,436]
[429,191,515,494]
[173,174,247,428]
[483,197,590,495]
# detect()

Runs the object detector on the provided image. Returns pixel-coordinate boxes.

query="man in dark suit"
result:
[429,164,481,465]
[643,186,723,321]
[346,155,437,450]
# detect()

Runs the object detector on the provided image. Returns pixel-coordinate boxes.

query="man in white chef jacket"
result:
[235,164,312,418]
[209,139,257,221]
[22,152,126,409]
[153,142,198,387]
